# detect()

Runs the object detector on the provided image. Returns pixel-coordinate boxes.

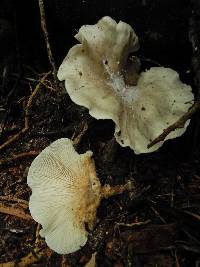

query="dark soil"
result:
[0,0,200,266]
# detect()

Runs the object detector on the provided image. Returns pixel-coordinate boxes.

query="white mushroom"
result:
[58,16,194,154]
[27,138,134,254]
[27,138,101,254]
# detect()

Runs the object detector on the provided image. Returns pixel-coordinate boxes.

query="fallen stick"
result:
[147,101,200,149]
[0,248,47,267]
[0,150,39,166]
[0,196,28,206]
[38,0,57,83]
[0,200,32,221]
[0,72,51,152]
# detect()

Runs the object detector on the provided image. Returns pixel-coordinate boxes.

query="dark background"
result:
[0,1,200,266]
[0,0,194,75]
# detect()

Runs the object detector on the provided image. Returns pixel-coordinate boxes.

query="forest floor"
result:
[0,1,200,266]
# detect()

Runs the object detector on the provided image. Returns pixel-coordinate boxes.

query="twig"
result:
[101,180,135,199]
[0,128,27,152]
[0,247,47,267]
[183,210,200,221]
[147,101,200,149]
[0,72,38,84]
[174,250,181,267]
[0,196,28,206]
[72,120,89,146]
[84,253,97,267]
[61,256,70,267]
[139,55,163,67]
[0,72,51,152]
[0,225,49,267]
[150,206,166,224]
[38,0,57,82]
[0,225,50,267]
[35,223,41,245]
[0,199,32,220]
[0,150,39,166]
[115,219,151,228]
[41,79,56,91]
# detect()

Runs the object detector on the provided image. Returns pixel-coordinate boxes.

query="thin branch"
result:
[0,150,39,166]
[0,72,51,152]
[38,0,57,82]
[0,196,28,206]
[0,248,47,267]
[0,199,32,220]
[72,120,89,146]
[115,219,151,228]
[101,180,135,199]
[147,101,200,149]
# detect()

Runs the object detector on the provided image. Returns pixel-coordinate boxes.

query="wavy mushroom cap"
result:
[27,138,101,254]
[58,16,194,154]
[114,67,194,153]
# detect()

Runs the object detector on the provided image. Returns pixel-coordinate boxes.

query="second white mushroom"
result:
[27,138,132,254]
[58,16,194,154]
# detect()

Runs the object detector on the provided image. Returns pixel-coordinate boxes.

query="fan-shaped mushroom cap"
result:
[58,16,194,154]
[27,138,101,254]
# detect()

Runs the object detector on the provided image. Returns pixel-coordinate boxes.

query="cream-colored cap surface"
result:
[27,138,101,254]
[58,17,194,154]
[115,67,194,153]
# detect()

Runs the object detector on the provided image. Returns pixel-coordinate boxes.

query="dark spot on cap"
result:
[104,60,108,65]
[117,130,121,136]
[85,222,90,231]
[141,106,146,111]
[79,71,83,76]
[121,140,124,144]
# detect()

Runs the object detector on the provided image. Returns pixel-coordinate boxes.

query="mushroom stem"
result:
[101,180,134,199]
